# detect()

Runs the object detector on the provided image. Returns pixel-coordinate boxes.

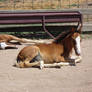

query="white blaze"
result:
[75,36,81,55]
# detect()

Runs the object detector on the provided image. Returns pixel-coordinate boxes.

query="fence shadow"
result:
[0,25,77,39]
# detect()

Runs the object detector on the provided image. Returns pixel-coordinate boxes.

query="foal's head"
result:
[65,27,81,56]
[54,27,81,56]
[71,29,81,56]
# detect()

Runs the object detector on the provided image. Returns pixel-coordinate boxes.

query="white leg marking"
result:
[44,62,70,68]
[75,56,82,63]
[0,42,8,49]
[75,36,81,55]
[70,55,82,64]
[39,60,44,69]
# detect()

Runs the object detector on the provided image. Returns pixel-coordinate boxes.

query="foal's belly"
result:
[41,54,56,64]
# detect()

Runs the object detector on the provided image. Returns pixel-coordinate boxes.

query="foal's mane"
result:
[53,23,82,43]
[53,27,75,43]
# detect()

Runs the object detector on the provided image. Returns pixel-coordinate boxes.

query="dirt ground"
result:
[0,38,92,92]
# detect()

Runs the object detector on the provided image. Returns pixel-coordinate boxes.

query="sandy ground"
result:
[0,38,92,92]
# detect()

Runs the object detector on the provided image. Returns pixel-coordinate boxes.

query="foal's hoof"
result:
[75,56,82,63]
[39,60,44,70]
[40,66,44,70]
[39,64,44,69]
[69,59,76,66]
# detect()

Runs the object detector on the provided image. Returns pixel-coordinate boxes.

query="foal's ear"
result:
[77,23,82,34]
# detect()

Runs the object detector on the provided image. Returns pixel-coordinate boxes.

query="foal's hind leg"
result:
[22,58,44,69]
[39,60,44,69]
[24,60,44,69]
[16,58,40,68]
[24,58,40,68]
[15,61,25,68]
[15,59,44,69]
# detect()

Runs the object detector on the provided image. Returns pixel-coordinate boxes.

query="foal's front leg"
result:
[44,56,80,68]
[70,55,82,63]
[41,56,82,68]
[44,56,70,68]
[56,56,76,66]
[69,54,82,62]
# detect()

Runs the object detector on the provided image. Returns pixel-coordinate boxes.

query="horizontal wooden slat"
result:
[0,10,82,25]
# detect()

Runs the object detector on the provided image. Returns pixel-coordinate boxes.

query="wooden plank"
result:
[0,10,82,24]
[83,23,92,31]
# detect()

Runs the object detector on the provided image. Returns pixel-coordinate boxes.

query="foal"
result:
[0,34,35,49]
[15,27,82,69]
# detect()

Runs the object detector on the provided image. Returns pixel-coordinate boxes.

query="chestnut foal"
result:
[15,27,82,69]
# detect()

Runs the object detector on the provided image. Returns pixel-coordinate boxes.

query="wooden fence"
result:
[76,8,92,31]
[0,0,92,10]
[0,8,92,32]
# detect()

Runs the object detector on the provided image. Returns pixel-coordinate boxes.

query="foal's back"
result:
[36,42,63,56]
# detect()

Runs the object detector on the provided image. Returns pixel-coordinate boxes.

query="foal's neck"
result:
[62,37,74,57]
